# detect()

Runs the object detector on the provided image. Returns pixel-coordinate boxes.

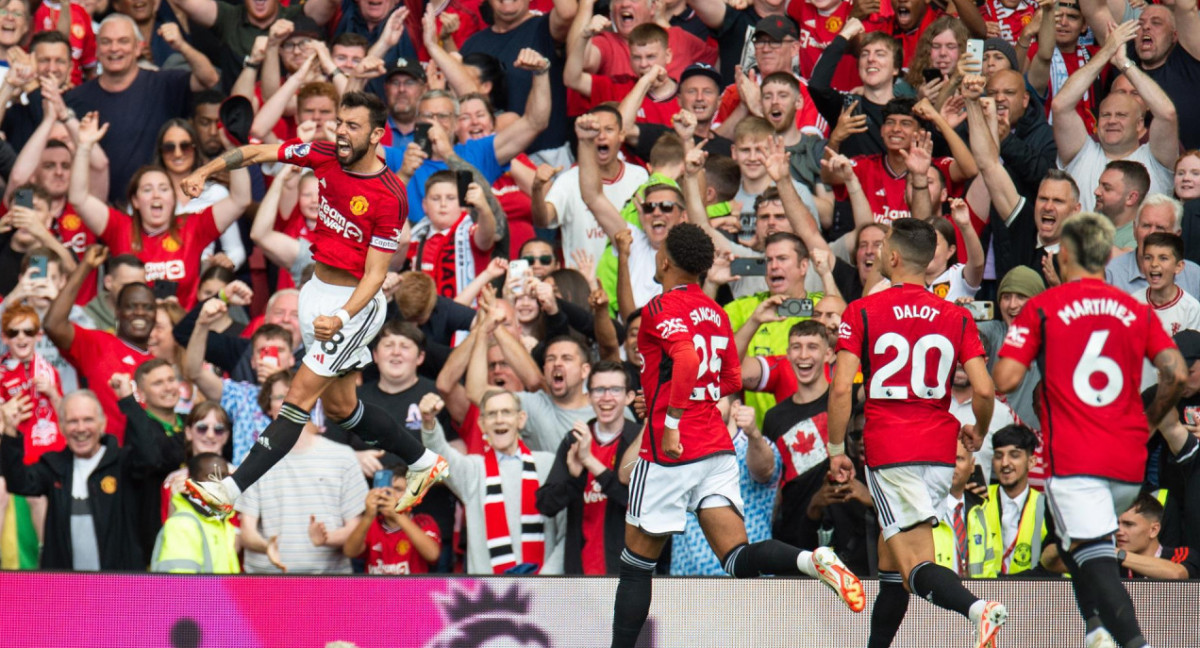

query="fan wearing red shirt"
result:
[828,218,1006,648]
[888,0,987,66]
[407,170,500,301]
[825,97,975,223]
[994,213,1185,648]
[344,472,442,575]
[33,2,97,86]
[584,0,716,83]
[565,17,680,127]
[0,305,65,463]
[68,117,251,310]
[178,92,446,520]
[611,223,863,648]
[789,0,884,91]
[43,247,155,442]
[980,0,1039,45]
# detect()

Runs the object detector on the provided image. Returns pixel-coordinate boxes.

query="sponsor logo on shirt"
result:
[144,259,186,282]
[319,198,364,242]
[1004,325,1029,347]
[656,317,688,338]
[838,322,852,340]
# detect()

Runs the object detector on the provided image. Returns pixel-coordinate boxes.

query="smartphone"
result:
[456,170,473,203]
[730,257,767,277]
[414,123,432,156]
[258,345,280,369]
[373,468,394,490]
[969,464,987,488]
[507,258,530,294]
[777,298,814,319]
[152,280,178,301]
[963,300,994,321]
[13,187,33,209]
[922,67,943,83]
[29,255,49,280]
[966,38,985,65]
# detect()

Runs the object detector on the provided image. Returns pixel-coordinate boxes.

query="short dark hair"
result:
[628,23,669,48]
[883,97,919,122]
[545,334,593,365]
[1105,159,1151,206]
[191,89,225,110]
[106,254,145,275]
[251,323,293,348]
[199,263,235,285]
[587,103,623,130]
[135,358,174,384]
[665,222,716,277]
[116,282,154,307]
[753,186,782,213]
[704,155,741,202]
[888,218,937,269]
[424,169,457,194]
[1128,492,1165,524]
[788,319,829,344]
[761,71,800,93]
[340,91,387,130]
[764,231,808,261]
[649,133,685,169]
[991,424,1038,454]
[1143,232,1185,263]
[587,360,629,391]
[30,30,70,50]
[187,452,229,481]
[1042,169,1081,203]
[378,319,426,353]
[331,32,369,50]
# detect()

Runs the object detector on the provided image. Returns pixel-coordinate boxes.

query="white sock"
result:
[219,476,242,501]
[968,599,988,623]
[796,550,818,578]
[408,449,438,472]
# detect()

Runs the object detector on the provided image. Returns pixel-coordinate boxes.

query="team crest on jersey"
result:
[931,282,950,299]
[284,143,311,160]
[837,321,852,340]
[1004,325,1029,347]
[350,195,370,216]
[62,213,81,231]
[397,539,410,554]
[825,16,843,32]
[72,24,85,39]
[655,317,688,338]
[161,237,181,253]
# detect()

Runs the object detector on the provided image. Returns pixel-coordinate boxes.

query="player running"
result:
[180,91,447,516]
[612,223,863,648]
[827,218,1006,648]
[995,213,1185,648]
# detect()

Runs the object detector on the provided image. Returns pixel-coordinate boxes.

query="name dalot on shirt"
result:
[893,305,940,322]
[319,198,363,242]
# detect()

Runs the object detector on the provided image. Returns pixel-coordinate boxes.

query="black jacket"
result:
[535,418,641,575]
[1,396,168,571]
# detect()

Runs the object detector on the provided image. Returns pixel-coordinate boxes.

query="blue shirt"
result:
[388,135,503,224]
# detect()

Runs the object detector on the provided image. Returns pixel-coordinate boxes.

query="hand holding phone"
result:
[730,257,766,277]
[507,259,531,294]
[456,170,473,203]
[373,469,394,490]
[414,123,432,156]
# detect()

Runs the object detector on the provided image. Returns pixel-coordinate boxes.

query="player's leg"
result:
[872,465,1005,648]
[1047,478,1150,648]
[868,532,910,648]
[612,458,677,648]
[1055,540,1117,648]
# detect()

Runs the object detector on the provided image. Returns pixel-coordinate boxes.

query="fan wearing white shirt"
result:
[926,200,984,302]
[1133,232,1200,392]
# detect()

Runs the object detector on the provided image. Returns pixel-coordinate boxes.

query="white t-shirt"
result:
[613,223,664,308]
[545,162,648,269]
[950,394,1016,484]
[929,263,980,302]
[1134,286,1200,391]
[1061,139,1173,212]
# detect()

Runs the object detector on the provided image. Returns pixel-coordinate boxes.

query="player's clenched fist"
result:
[513,48,550,74]
[312,314,343,341]
[419,393,445,430]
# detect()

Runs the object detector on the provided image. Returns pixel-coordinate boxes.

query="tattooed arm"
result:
[180,144,284,198]
[1146,347,1187,431]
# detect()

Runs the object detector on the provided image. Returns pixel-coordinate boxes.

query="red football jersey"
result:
[54,205,99,307]
[100,207,221,309]
[981,0,1038,45]
[1026,43,1099,134]
[0,354,64,464]
[998,278,1176,483]
[835,154,962,223]
[789,0,884,92]
[410,211,492,300]
[278,139,407,278]
[580,435,621,575]
[592,29,717,83]
[361,514,441,575]
[34,2,97,87]
[836,284,985,468]
[638,284,741,465]
[61,325,154,443]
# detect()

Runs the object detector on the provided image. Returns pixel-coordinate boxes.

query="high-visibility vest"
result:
[932,518,959,572]
[967,484,1047,578]
[150,493,240,574]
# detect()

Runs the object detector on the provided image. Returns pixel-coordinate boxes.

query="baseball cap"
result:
[753,15,799,42]
[680,63,722,88]
[289,15,323,41]
[218,96,255,147]
[386,57,427,83]
[1174,330,1200,364]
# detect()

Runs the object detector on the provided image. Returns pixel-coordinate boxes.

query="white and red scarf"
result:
[483,439,544,574]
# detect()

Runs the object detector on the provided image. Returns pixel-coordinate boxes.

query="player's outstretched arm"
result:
[182,143,283,198]
[827,350,859,483]
[1146,347,1187,431]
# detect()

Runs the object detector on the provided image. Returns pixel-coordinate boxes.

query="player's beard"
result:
[336,137,370,168]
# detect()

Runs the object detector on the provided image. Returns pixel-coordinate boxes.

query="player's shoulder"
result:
[372,167,408,201]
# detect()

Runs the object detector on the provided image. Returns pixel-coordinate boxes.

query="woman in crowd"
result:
[160,402,234,518]
[68,113,250,309]
[903,16,968,104]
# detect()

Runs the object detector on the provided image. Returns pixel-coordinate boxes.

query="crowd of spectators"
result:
[0,0,1197,583]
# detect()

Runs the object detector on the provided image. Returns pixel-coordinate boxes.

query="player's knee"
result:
[722,543,751,579]
[620,548,657,577]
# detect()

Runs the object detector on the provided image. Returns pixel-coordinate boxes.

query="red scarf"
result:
[483,439,545,574]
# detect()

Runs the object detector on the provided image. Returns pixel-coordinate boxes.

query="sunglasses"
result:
[522,255,554,266]
[642,201,679,214]
[4,328,36,338]
[161,141,194,154]
[194,423,228,435]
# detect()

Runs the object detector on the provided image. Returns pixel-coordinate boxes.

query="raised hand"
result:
[157,22,186,51]
[764,135,791,182]
[613,228,633,258]
[419,393,445,429]
[82,244,109,269]
[960,74,986,101]
[77,111,109,146]
[109,373,134,399]
[513,48,550,74]
[949,197,972,229]
[735,66,763,117]
[267,19,294,47]
[902,130,933,177]
[830,100,868,148]
[672,109,698,142]
[575,112,601,141]
[684,146,708,177]
[583,14,612,38]
[197,297,228,327]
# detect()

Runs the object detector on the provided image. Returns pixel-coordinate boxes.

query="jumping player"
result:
[995,212,1185,648]
[612,223,863,648]
[179,91,447,516]
[827,218,1006,648]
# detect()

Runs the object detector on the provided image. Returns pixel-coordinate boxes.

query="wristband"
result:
[1116,549,1127,563]
[828,442,846,457]
[218,289,229,303]
[664,415,681,429]
[334,308,351,327]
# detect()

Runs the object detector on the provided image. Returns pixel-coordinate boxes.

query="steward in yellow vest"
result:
[966,425,1047,577]
[151,454,239,574]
